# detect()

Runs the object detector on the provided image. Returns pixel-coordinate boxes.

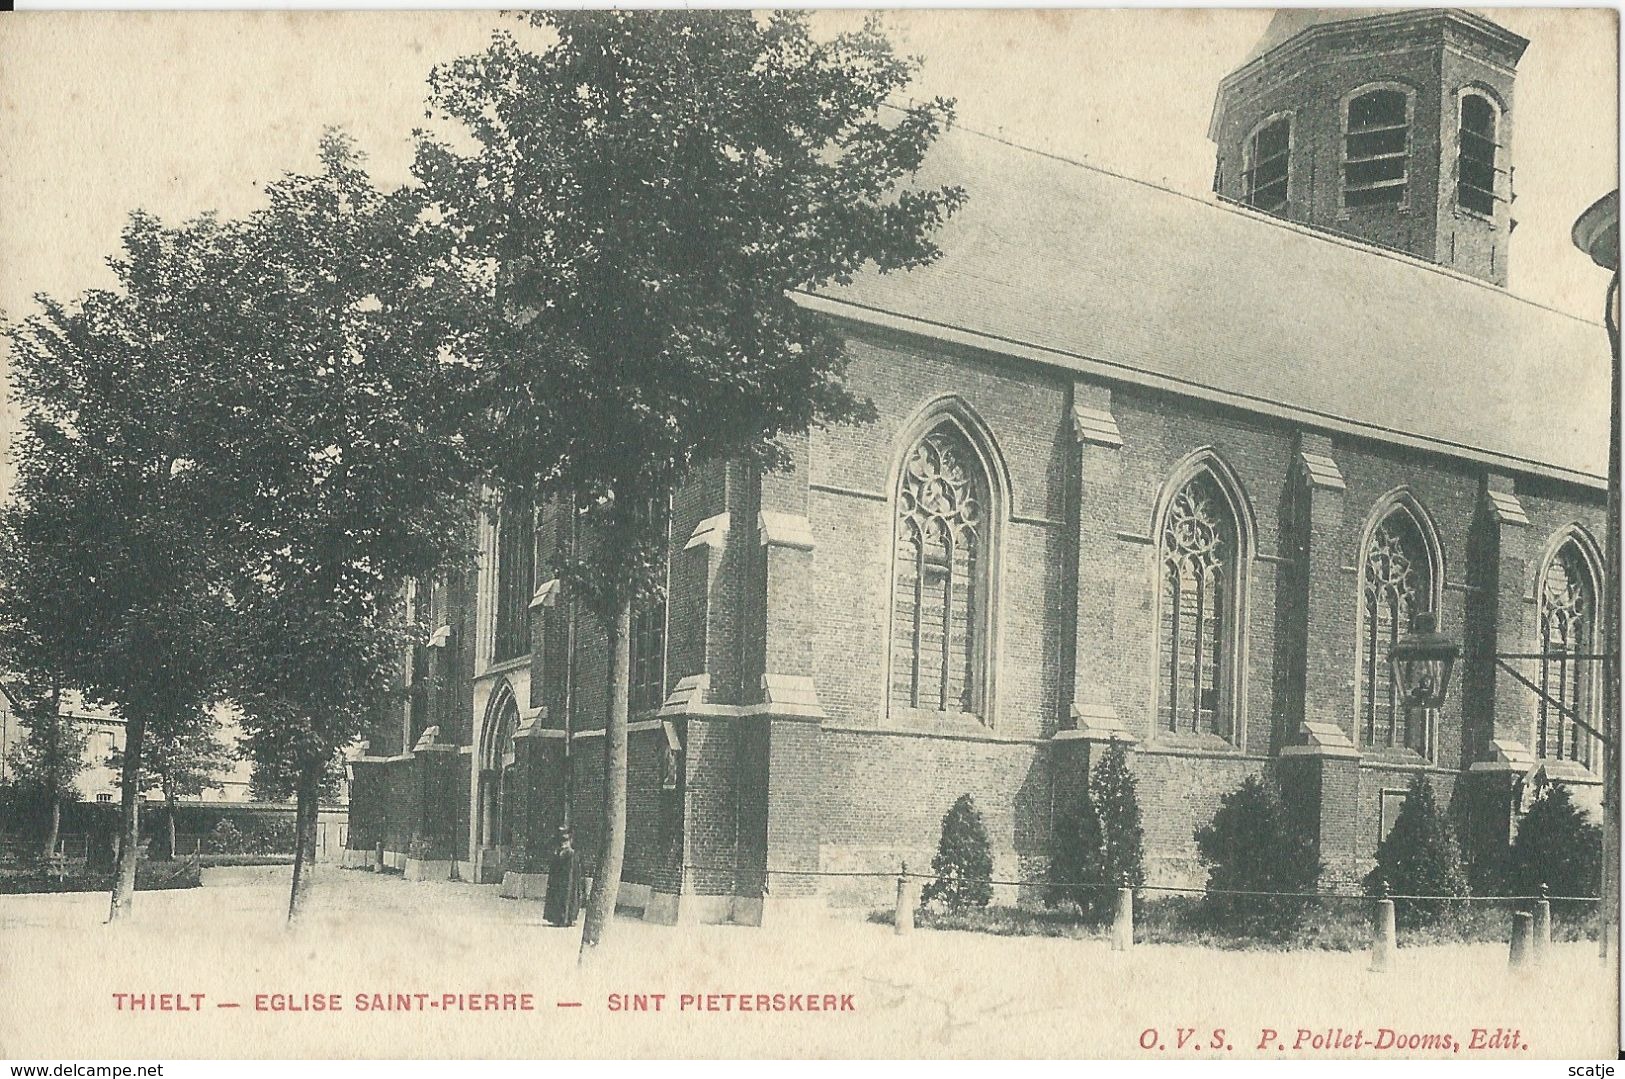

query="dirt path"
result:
[1,864,1615,1059]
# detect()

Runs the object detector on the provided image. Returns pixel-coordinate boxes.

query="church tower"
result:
[1209,9,1528,286]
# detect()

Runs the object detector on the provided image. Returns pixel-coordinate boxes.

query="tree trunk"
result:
[107,711,145,923]
[40,682,63,863]
[164,784,178,863]
[286,762,321,925]
[43,799,61,864]
[579,593,631,964]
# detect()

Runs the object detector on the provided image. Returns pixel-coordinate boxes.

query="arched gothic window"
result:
[1538,539,1597,766]
[1361,509,1434,754]
[892,424,988,716]
[492,489,535,664]
[1457,94,1498,216]
[1157,471,1238,738]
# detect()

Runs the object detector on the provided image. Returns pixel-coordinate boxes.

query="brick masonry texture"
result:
[347,313,1607,907]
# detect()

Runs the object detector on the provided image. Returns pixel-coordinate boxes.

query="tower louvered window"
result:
[1538,541,1595,766]
[1458,94,1498,216]
[1345,89,1409,208]
[1158,472,1236,738]
[1245,117,1290,213]
[892,425,987,716]
[1362,512,1432,753]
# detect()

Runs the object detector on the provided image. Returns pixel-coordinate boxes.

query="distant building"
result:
[0,686,263,805]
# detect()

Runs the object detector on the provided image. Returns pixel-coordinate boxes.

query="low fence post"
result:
[894,861,914,936]
[1533,883,1552,964]
[1370,878,1396,973]
[1510,911,1534,969]
[374,839,385,873]
[1111,875,1133,952]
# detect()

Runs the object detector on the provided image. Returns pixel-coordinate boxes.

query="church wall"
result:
[807,329,1074,737]
[815,727,1051,907]
[1322,437,1480,770]
[347,325,1608,909]
[1097,386,1297,754]
[782,322,1607,898]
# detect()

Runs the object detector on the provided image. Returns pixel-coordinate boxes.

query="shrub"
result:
[208,819,247,855]
[1507,781,1602,917]
[1047,740,1144,920]
[1091,739,1146,895]
[1047,783,1106,916]
[1195,774,1321,933]
[922,794,994,911]
[1363,773,1468,926]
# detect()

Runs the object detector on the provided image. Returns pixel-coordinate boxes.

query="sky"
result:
[0,7,1617,462]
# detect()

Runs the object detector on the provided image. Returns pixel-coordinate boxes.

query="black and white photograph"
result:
[0,4,1619,1063]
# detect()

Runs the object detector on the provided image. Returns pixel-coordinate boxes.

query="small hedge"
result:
[1507,782,1603,916]
[1194,774,1322,935]
[0,859,202,895]
[922,794,994,911]
[1364,773,1469,926]
[1048,739,1146,921]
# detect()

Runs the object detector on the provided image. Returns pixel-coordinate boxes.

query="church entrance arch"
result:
[475,683,520,881]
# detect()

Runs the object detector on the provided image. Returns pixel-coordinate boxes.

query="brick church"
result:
[344,9,1610,922]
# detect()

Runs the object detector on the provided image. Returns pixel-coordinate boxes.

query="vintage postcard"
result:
[0,5,1619,1064]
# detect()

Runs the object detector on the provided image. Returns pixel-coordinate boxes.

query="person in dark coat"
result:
[543,825,582,927]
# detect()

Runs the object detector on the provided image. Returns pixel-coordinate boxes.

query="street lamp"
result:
[1390,611,1460,711]
[1572,188,1620,966]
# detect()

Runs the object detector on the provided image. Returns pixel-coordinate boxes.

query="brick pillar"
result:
[1066,382,1127,728]
[1276,748,1362,889]
[646,460,744,924]
[1461,476,1537,890]
[1275,438,1364,889]
[1048,728,1138,886]
[665,459,741,708]
[1294,434,1352,741]
[344,757,386,867]
[661,713,736,924]
[406,728,461,881]
[510,708,552,874]
[749,436,826,924]
[1480,477,1538,754]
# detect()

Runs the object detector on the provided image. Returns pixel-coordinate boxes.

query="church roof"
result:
[1240,8,1396,66]
[802,125,1609,487]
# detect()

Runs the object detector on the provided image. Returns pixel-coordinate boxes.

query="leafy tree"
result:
[922,794,994,911]
[1507,781,1602,919]
[1047,782,1106,915]
[1091,739,1146,895]
[1364,773,1469,927]
[0,424,104,860]
[110,715,233,860]
[247,756,344,808]
[416,10,963,960]
[4,211,238,920]
[208,132,479,922]
[0,685,87,858]
[1195,773,1321,933]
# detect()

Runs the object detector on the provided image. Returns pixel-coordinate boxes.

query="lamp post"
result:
[1388,612,1460,712]
[1572,189,1620,964]
[1390,196,1618,962]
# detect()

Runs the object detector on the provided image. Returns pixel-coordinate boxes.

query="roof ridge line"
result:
[887,103,1605,329]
